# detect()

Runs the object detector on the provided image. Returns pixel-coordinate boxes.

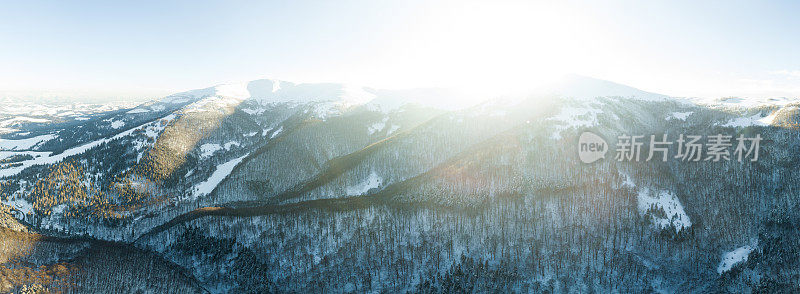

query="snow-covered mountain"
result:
[1,75,799,293]
[536,74,672,101]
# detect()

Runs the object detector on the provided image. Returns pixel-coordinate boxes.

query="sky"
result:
[1,0,799,101]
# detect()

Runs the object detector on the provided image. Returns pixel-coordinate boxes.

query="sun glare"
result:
[367,1,610,98]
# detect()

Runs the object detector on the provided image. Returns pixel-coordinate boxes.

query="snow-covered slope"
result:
[536,74,671,101]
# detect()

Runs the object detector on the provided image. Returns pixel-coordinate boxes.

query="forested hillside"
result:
[1,77,798,292]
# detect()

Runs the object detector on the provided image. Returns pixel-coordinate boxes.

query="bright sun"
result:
[359,1,612,98]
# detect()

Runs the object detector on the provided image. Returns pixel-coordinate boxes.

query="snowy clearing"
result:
[269,126,283,139]
[346,172,382,196]
[2,197,33,215]
[224,141,240,150]
[548,103,603,140]
[199,141,240,159]
[191,154,248,198]
[199,144,223,159]
[368,117,388,135]
[667,111,693,121]
[109,120,126,129]
[637,188,691,232]
[0,117,50,127]
[0,134,56,151]
[721,112,777,127]
[717,245,755,274]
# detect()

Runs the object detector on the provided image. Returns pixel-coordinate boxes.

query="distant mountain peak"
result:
[536,74,670,101]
